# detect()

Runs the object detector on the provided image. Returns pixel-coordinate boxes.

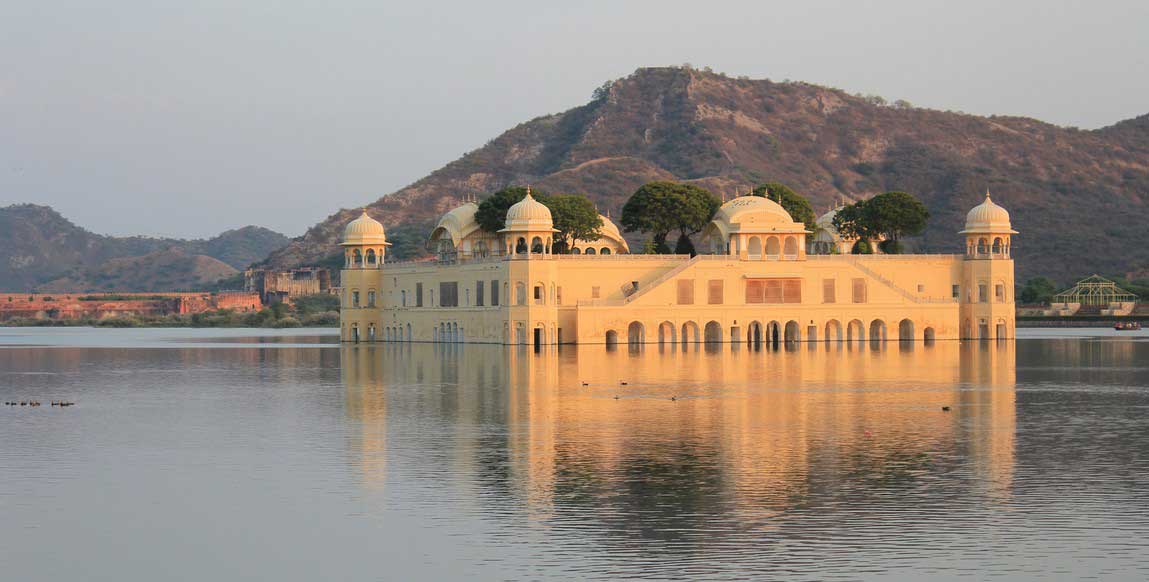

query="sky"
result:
[1,0,1146,239]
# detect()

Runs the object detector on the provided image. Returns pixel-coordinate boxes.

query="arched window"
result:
[401,290,407,307]
[992,237,1003,254]
[783,237,799,259]
[515,237,527,254]
[572,247,582,255]
[367,290,376,307]
[748,237,762,259]
[977,238,987,254]
[531,237,544,254]
[515,282,526,306]
[600,247,611,255]
[585,247,596,255]
[353,249,363,267]
[765,237,781,258]
[365,249,376,265]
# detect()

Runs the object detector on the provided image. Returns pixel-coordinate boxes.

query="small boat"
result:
[1114,321,1142,331]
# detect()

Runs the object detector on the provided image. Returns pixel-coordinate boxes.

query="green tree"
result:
[475,186,602,253]
[674,233,696,256]
[851,240,874,255]
[860,191,930,248]
[751,182,816,231]
[831,202,873,241]
[621,182,719,254]
[1018,277,1058,304]
[476,186,548,233]
[547,194,603,253]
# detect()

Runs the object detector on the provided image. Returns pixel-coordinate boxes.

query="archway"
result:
[784,320,801,343]
[961,319,973,340]
[978,321,990,340]
[681,321,700,344]
[995,319,1008,340]
[847,319,865,342]
[766,321,781,346]
[898,319,915,342]
[923,327,936,342]
[658,321,676,345]
[531,236,544,254]
[600,247,611,255]
[704,321,723,343]
[825,320,843,343]
[605,330,619,347]
[783,237,798,258]
[748,237,762,259]
[627,321,645,345]
[765,236,781,258]
[366,249,377,266]
[747,321,763,346]
[869,320,887,342]
[586,247,597,255]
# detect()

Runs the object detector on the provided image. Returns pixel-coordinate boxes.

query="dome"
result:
[706,196,808,238]
[598,213,624,241]
[815,207,840,230]
[961,192,1017,234]
[341,209,389,246]
[431,201,480,245]
[500,191,555,231]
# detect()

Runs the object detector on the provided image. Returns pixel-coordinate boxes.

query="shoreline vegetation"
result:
[1,293,339,329]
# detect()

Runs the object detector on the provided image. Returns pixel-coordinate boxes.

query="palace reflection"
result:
[340,341,1017,540]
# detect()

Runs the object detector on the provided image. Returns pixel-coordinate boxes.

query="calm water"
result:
[2,327,1148,581]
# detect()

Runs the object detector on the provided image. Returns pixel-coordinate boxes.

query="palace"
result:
[339,191,1016,345]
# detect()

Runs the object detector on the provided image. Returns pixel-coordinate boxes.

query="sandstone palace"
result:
[338,192,1016,346]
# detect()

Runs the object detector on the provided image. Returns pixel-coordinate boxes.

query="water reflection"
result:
[342,341,1018,560]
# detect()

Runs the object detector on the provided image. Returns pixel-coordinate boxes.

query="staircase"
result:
[623,256,700,304]
[849,260,929,303]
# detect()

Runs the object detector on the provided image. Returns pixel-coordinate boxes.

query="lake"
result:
[2,327,1148,580]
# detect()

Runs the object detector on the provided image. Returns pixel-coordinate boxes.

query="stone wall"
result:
[0,292,262,321]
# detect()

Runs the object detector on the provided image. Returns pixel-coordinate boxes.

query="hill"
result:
[0,204,289,291]
[265,66,1149,282]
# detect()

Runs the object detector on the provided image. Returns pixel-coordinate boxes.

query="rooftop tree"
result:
[547,194,602,253]
[862,191,930,253]
[831,191,930,254]
[621,181,720,255]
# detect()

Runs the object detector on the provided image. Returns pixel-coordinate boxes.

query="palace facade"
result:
[339,191,1017,345]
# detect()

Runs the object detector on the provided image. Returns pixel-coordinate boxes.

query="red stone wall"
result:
[0,292,263,321]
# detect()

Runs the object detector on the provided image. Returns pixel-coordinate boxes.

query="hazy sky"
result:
[2,1,1146,238]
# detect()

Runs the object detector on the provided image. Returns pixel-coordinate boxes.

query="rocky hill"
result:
[0,204,289,291]
[265,66,1149,282]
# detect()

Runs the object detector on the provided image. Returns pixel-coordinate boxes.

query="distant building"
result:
[244,268,332,304]
[0,292,261,322]
[1045,275,1139,317]
[339,192,1017,345]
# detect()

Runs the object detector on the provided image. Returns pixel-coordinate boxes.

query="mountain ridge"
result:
[0,204,290,291]
[265,67,1149,281]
